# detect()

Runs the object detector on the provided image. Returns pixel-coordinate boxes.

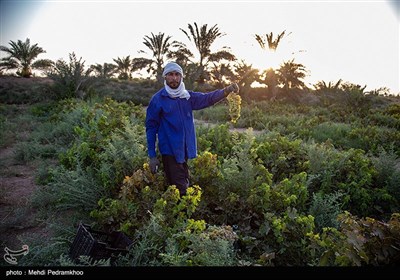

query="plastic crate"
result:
[69,223,133,264]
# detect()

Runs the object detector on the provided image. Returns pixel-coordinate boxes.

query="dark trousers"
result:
[162,155,189,196]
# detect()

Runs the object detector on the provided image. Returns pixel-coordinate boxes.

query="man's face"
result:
[165,71,182,89]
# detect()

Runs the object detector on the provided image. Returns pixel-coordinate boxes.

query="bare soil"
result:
[0,80,51,259]
[0,145,45,249]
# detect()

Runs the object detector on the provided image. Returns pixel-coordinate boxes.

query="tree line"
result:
[0,22,392,98]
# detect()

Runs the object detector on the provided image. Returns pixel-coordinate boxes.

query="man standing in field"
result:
[145,61,239,196]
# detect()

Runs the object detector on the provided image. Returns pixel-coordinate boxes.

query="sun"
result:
[250,45,296,73]
[245,30,308,74]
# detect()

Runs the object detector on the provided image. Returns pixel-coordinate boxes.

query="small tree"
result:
[47,52,93,99]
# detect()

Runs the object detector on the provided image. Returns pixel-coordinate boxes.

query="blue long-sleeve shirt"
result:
[145,88,226,163]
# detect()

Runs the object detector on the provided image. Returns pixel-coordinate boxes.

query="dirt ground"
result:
[0,80,52,264]
[0,145,42,248]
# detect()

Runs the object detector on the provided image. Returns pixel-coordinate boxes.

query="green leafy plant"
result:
[309,191,344,232]
[47,52,93,99]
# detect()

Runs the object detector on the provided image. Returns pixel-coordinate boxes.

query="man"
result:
[145,61,239,196]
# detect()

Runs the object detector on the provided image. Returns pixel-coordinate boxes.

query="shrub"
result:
[254,133,309,183]
[47,53,94,99]
[309,191,344,232]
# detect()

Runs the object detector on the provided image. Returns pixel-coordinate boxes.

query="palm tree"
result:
[90,63,116,79]
[166,41,193,72]
[234,61,259,94]
[260,68,279,100]
[0,38,53,77]
[314,79,342,92]
[113,56,133,80]
[277,59,308,92]
[209,62,235,88]
[255,31,288,52]
[132,32,192,87]
[180,22,235,84]
[144,32,180,83]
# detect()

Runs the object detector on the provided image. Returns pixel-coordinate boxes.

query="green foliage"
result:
[314,81,372,117]
[236,105,265,129]
[187,225,238,266]
[247,172,309,216]
[3,76,400,267]
[92,78,156,105]
[384,103,400,120]
[90,163,166,234]
[47,165,106,212]
[193,129,315,265]
[306,142,378,216]
[97,121,146,188]
[58,98,144,189]
[272,172,309,212]
[369,105,400,130]
[210,133,272,225]
[371,147,400,209]
[154,185,203,229]
[114,185,206,266]
[47,52,93,99]
[0,38,52,77]
[309,191,344,232]
[14,140,58,163]
[189,151,222,187]
[0,105,15,147]
[194,104,228,123]
[0,77,55,104]
[254,133,309,182]
[314,212,400,266]
[260,208,316,265]
[18,240,69,266]
[121,213,167,266]
[346,125,400,155]
[161,224,237,266]
[311,122,352,147]
[159,237,191,266]
[196,123,235,158]
[16,220,77,266]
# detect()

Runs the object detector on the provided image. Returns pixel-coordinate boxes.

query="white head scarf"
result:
[163,62,190,100]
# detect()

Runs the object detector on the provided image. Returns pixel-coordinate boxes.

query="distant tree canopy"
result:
[89,63,116,79]
[4,25,390,98]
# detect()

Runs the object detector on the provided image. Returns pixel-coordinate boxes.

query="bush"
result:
[309,191,344,232]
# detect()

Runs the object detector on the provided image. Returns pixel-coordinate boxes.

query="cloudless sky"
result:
[1,0,399,94]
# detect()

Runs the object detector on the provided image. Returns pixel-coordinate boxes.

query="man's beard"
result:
[167,80,180,89]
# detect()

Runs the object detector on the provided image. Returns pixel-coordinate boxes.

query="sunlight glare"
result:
[248,40,305,73]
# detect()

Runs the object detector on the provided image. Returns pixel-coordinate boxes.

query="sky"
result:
[1,0,399,94]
